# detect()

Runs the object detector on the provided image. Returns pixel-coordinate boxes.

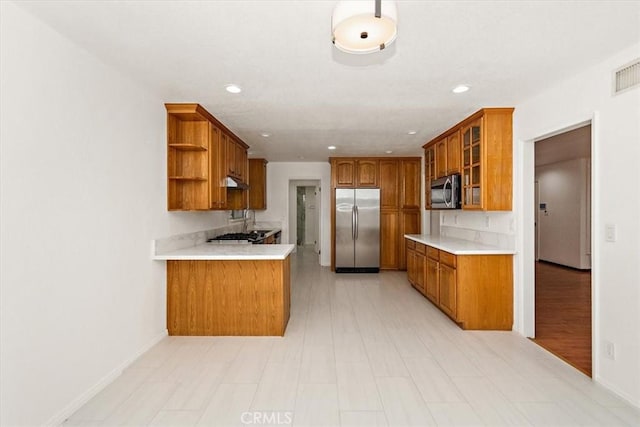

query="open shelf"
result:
[169,176,207,181]
[169,143,207,151]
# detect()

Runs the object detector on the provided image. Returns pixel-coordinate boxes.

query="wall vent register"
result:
[614,58,640,94]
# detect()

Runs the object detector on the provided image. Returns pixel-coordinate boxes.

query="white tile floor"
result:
[65,247,640,426]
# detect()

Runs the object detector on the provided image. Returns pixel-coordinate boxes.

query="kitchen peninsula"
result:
[154,235,294,337]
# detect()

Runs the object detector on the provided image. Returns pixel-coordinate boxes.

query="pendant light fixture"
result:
[331,0,398,54]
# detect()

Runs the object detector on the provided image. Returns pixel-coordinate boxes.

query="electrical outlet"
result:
[604,341,616,360]
[485,216,490,228]
[454,215,458,225]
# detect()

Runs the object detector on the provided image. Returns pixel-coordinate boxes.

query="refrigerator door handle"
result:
[354,205,359,240]
[352,206,356,240]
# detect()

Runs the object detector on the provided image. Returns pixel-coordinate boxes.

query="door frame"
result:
[521,113,597,376]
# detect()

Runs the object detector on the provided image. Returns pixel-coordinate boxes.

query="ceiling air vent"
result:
[613,59,640,95]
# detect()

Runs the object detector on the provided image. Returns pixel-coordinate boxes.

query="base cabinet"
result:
[438,263,457,318]
[425,256,439,304]
[406,240,425,294]
[405,238,513,330]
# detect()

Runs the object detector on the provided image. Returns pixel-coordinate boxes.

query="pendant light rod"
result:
[375,0,381,18]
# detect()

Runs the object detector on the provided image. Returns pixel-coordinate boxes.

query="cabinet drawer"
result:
[439,250,456,267]
[426,246,439,260]
[415,243,426,255]
[407,240,416,250]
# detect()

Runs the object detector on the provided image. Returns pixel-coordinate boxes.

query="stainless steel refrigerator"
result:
[335,188,380,273]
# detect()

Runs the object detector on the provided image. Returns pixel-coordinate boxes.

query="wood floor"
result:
[534,261,592,377]
[62,248,639,426]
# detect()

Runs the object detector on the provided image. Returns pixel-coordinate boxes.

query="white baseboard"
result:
[594,375,640,409]
[44,329,168,427]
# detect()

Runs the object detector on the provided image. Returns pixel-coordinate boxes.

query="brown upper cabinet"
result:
[446,130,461,175]
[166,103,249,211]
[400,159,421,210]
[334,159,355,187]
[379,159,399,209]
[225,136,248,183]
[356,159,379,187]
[331,158,379,188]
[248,158,268,210]
[433,131,461,179]
[423,107,513,211]
[435,137,447,178]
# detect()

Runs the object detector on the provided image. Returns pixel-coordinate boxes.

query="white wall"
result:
[439,210,516,249]
[536,158,591,269]
[256,162,331,266]
[0,3,230,425]
[514,43,640,405]
[424,43,640,406]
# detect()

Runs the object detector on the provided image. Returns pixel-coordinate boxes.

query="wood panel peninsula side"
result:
[155,242,294,336]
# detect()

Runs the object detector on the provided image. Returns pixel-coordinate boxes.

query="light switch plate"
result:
[605,224,617,242]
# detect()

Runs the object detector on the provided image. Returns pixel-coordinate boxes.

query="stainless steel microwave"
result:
[431,174,461,209]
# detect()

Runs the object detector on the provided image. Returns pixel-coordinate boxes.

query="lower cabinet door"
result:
[381,211,400,269]
[439,264,457,319]
[415,252,426,294]
[406,248,416,285]
[425,258,439,303]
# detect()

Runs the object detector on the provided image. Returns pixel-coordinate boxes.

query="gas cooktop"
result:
[207,231,266,244]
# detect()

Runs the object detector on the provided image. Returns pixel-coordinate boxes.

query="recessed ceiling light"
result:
[452,84,470,94]
[261,133,270,138]
[385,150,393,154]
[248,151,254,155]
[225,84,242,94]
[407,131,417,135]
[328,146,337,150]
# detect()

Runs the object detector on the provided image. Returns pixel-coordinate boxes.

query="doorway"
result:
[533,124,592,376]
[296,186,318,248]
[289,180,321,261]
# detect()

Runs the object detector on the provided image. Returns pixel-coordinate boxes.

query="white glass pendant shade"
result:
[332,0,398,54]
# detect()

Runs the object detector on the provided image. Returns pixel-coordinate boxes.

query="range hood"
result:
[226,176,249,189]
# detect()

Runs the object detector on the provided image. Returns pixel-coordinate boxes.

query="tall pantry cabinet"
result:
[330,157,421,271]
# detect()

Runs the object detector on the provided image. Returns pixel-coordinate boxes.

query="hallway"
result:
[64,247,638,426]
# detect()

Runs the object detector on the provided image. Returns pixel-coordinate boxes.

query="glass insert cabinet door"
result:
[424,145,436,208]
[462,118,482,208]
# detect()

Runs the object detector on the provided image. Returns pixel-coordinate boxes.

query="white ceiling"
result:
[18,1,640,162]
[535,124,591,167]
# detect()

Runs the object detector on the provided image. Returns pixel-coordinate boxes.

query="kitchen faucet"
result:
[242,209,254,234]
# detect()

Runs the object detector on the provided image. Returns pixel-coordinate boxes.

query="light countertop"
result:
[404,234,516,255]
[153,243,295,261]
